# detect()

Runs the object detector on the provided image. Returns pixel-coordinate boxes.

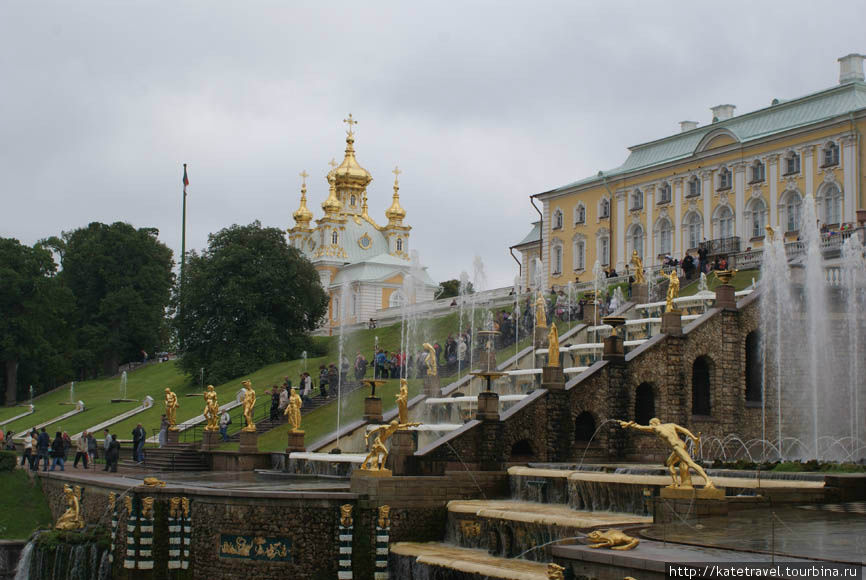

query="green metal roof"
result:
[549,81,866,194]
[512,221,540,248]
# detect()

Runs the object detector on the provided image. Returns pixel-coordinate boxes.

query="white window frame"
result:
[552,208,564,230]
[821,142,840,168]
[747,198,767,239]
[750,160,765,183]
[396,238,403,252]
[656,218,672,255]
[574,203,586,225]
[784,191,802,233]
[573,238,586,271]
[687,176,701,198]
[631,190,644,211]
[599,198,611,219]
[627,223,644,259]
[552,243,563,276]
[783,152,801,176]
[821,184,842,225]
[685,212,703,249]
[331,230,339,245]
[717,167,732,191]
[598,236,610,266]
[658,182,672,204]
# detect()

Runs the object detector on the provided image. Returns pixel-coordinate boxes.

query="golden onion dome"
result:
[292,178,314,226]
[385,168,406,222]
[333,133,373,185]
[321,176,343,215]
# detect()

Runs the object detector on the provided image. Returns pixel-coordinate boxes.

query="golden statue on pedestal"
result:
[361,419,420,471]
[55,484,85,530]
[547,322,560,368]
[665,270,680,313]
[631,250,645,285]
[285,387,302,432]
[396,379,409,424]
[164,388,179,431]
[203,385,219,432]
[618,418,714,489]
[534,291,547,328]
[241,380,256,432]
[547,563,566,579]
[422,343,437,377]
[586,529,640,550]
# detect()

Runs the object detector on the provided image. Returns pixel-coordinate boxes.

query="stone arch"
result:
[745,331,762,403]
[634,383,656,425]
[509,439,536,462]
[574,411,597,442]
[712,203,734,239]
[692,355,713,416]
[694,127,739,153]
[816,181,843,226]
[683,209,703,250]
[626,222,644,259]
[779,189,803,233]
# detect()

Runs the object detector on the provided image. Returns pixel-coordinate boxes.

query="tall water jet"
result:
[842,233,865,452]
[119,371,128,400]
[800,194,826,458]
[335,281,350,449]
[457,270,470,379]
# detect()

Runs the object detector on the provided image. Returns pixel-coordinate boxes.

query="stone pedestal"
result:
[655,487,728,523]
[476,391,500,421]
[661,310,683,336]
[533,325,549,349]
[238,429,258,453]
[602,335,624,361]
[631,283,648,305]
[541,365,565,389]
[423,375,441,398]
[388,429,417,476]
[364,396,383,423]
[166,429,180,446]
[582,302,597,325]
[200,430,219,450]
[714,283,736,310]
[285,430,305,453]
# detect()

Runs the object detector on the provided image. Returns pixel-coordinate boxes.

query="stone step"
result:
[389,542,551,580]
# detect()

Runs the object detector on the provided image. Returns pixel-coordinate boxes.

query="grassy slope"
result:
[679,269,760,297]
[0,471,52,539]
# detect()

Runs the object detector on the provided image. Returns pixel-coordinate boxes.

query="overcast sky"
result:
[2,1,865,289]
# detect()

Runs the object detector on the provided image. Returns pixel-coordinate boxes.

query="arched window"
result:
[745,331,762,403]
[628,224,644,259]
[717,167,732,190]
[714,205,734,239]
[692,356,712,416]
[750,160,765,183]
[784,191,802,233]
[553,209,563,230]
[630,189,644,211]
[687,176,701,198]
[574,204,586,225]
[332,296,341,320]
[552,243,563,275]
[597,235,610,266]
[396,238,403,252]
[822,184,842,225]
[573,237,585,271]
[685,212,702,249]
[389,289,405,308]
[599,198,610,219]
[350,194,357,206]
[656,218,672,255]
[574,412,596,442]
[822,141,840,167]
[331,230,339,245]
[783,151,801,176]
[658,182,672,204]
[634,383,655,425]
[747,198,767,239]
[351,292,359,317]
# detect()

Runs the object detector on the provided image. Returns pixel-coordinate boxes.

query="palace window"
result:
[715,205,734,239]
[574,204,586,225]
[331,231,339,245]
[823,184,842,225]
[784,191,802,233]
[552,209,563,230]
[630,189,644,211]
[685,212,702,249]
[750,160,765,183]
[658,182,672,204]
[822,142,840,167]
[332,296,341,320]
[686,176,701,198]
[598,236,610,266]
[628,224,644,259]
[657,218,672,255]
[396,238,404,252]
[599,198,610,219]
[748,198,767,239]
[717,167,732,191]
[783,151,801,176]
[573,238,585,271]
[552,244,563,275]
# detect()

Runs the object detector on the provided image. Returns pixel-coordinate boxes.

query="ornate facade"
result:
[288,115,437,328]
[516,54,866,289]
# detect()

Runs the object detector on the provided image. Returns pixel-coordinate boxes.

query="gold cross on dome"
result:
[328,158,338,170]
[392,166,401,183]
[299,170,309,186]
[343,113,358,135]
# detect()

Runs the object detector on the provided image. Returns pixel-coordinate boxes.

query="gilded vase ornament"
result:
[377,505,391,528]
[361,420,420,471]
[586,529,640,550]
[618,418,714,489]
[164,388,179,431]
[534,291,547,328]
[55,484,85,530]
[340,504,353,527]
[547,563,566,580]
[665,270,680,313]
[241,380,256,432]
[631,250,645,285]
[203,385,220,432]
[284,387,302,432]
[169,497,182,519]
[547,322,560,368]
[143,477,166,487]
[396,379,409,424]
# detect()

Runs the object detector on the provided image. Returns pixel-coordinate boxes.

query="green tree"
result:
[437,279,473,300]
[0,238,72,405]
[60,222,174,377]
[175,222,328,384]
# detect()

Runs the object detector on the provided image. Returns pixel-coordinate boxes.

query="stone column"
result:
[660,310,683,336]
[423,375,441,398]
[476,391,500,421]
[238,429,258,453]
[616,191,627,271]
[605,358,629,460]
[702,170,712,240]
[285,430,305,453]
[479,416,504,472]
[630,283,648,305]
[200,430,219,451]
[714,284,737,311]
[842,135,858,222]
[166,430,179,446]
[645,186,654,267]
[534,325,549,368]
[803,145,814,197]
[734,161,746,238]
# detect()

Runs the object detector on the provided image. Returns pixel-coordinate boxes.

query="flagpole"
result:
[180,163,188,349]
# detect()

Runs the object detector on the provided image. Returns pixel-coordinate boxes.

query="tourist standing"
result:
[106,434,120,473]
[29,429,38,471]
[132,423,145,463]
[50,431,66,471]
[73,432,89,469]
[278,385,289,415]
[270,387,280,421]
[87,432,97,466]
[319,365,329,397]
[21,430,33,468]
[158,415,169,448]
[36,428,50,471]
[102,429,111,470]
[219,409,231,441]
[328,363,339,394]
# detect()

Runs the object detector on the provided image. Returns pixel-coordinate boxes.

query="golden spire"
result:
[333,114,372,185]
[292,170,313,227]
[321,173,342,216]
[385,165,406,223]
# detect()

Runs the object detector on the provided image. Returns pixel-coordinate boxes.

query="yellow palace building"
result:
[515,54,866,289]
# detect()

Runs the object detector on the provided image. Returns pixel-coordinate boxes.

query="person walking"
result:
[102,429,112,471]
[132,423,145,463]
[87,431,97,467]
[36,428,50,471]
[73,432,89,469]
[50,431,66,471]
[158,415,169,448]
[219,409,231,442]
[29,429,38,471]
[21,430,33,468]
[106,434,120,473]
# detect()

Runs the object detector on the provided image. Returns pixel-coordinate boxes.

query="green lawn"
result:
[0,471,52,539]
[679,269,760,297]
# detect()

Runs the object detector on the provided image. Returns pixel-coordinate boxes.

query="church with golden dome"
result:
[288,114,438,329]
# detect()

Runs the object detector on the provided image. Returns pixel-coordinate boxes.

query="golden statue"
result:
[241,380,256,432]
[141,497,155,520]
[547,563,566,580]
[547,322,560,368]
[361,420,420,471]
[422,343,437,377]
[284,387,302,432]
[377,505,391,529]
[631,250,645,285]
[124,496,133,514]
[665,270,680,313]
[108,492,116,511]
[181,497,190,518]
[203,385,219,432]
[586,529,640,550]
[55,484,85,530]
[534,291,547,328]
[765,224,775,241]
[340,504,353,527]
[618,418,714,489]
[143,477,166,487]
[169,497,182,519]
[164,388,179,431]
[396,379,409,424]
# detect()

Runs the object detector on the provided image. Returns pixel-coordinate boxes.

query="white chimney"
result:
[710,104,736,123]
[679,120,698,133]
[838,53,865,84]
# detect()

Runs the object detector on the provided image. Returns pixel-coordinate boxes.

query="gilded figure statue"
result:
[361,420,420,471]
[547,563,566,580]
[55,484,85,530]
[618,418,714,489]
[765,224,775,241]
[108,492,116,511]
[631,250,645,285]
[124,496,133,514]
[534,291,547,328]
[169,497,182,519]
[547,322,560,368]
[396,379,409,424]
[141,497,155,520]
[203,385,219,432]
[284,387,302,432]
[340,504,353,527]
[422,343,437,377]
[665,270,680,313]
[164,388,179,431]
[586,529,640,550]
[241,380,256,432]
[377,505,391,528]
[181,497,190,518]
